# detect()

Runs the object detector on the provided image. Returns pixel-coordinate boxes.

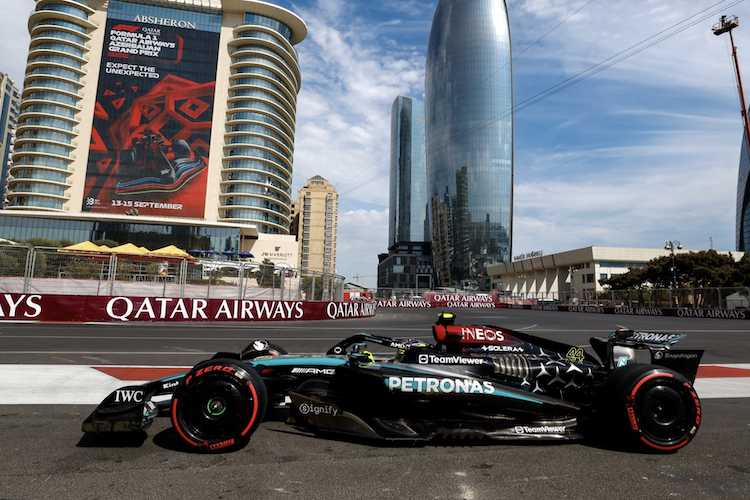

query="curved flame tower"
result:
[425,0,513,288]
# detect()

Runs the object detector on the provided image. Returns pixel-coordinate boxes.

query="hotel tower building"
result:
[4,0,306,253]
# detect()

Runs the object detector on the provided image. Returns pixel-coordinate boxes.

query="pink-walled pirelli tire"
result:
[171,359,267,452]
[603,364,701,453]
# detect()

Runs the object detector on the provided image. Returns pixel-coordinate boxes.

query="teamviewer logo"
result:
[418,354,429,364]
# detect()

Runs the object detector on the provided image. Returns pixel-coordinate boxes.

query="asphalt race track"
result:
[1,308,749,500]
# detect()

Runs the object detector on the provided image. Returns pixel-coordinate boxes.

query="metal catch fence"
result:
[0,245,345,300]
[504,287,750,310]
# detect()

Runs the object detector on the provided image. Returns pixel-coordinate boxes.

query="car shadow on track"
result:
[76,431,148,448]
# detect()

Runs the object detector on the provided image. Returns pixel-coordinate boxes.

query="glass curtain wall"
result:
[737,118,750,251]
[389,96,427,246]
[425,0,513,289]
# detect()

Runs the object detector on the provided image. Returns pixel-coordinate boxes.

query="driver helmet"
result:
[394,338,427,362]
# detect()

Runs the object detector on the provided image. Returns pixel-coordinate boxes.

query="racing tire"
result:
[603,364,700,453]
[117,149,138,183]
[120,148,136,165]
[171,359,267,452]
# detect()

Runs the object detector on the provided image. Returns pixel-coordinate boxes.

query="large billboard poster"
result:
[82,1,222,218]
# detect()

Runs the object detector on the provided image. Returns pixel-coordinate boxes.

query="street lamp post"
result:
[568,266,578,305]
[665,240,682,306]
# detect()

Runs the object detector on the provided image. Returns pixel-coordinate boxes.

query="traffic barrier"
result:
[0,294,376,322]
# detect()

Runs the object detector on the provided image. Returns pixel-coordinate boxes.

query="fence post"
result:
[237,262,244,300]
[106,253,115,296]
[179,258,187,298]
[311,271,316,301]
[23,247,34,294]
[717,287,722,310]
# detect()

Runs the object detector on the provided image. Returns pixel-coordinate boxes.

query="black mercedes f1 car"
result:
[82,313,703,453]
[116,130,206,195]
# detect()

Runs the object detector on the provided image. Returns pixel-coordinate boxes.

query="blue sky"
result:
[2,0,749,290]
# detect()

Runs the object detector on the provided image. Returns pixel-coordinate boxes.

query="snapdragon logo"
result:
[653,351,699,360]
[385,377,495,394]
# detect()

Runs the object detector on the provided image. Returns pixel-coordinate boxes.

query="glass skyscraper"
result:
[425,0,513,289]
[389,96,427,246]
[737,120,750,252]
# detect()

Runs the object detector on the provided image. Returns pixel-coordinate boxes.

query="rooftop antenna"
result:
[713,15,750,162]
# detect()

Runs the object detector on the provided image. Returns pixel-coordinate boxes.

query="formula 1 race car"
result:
[116,130,206,195]
[82,313,703,453]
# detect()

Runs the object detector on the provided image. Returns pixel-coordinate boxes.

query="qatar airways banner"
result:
[375,297,749,319]
[0,295,376,323]
[505,303,749,320]
[376,294,501,309]
[82,0,221,218]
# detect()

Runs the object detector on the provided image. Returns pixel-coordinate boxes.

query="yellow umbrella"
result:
[58,241,110,253]
[109,243,148,254]
[149,244,190,257]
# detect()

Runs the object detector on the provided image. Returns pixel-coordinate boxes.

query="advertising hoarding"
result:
[82,1,221,218]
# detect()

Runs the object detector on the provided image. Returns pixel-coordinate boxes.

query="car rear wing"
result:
[590,330,703,383]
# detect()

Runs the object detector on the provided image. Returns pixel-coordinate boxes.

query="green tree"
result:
[116,260,136,280]
[65,259,101,279]
[301,275,326,299]
[256,259,279,288]
[94,239,120,248]
[679,250,735,287]
[730,254,750,286]
[599,266,649,289]
[0,249,27,276]
[600,250,738,290]
[23,237,74,248]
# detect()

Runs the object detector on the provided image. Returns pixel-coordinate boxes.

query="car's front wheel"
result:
[171,359,267,452]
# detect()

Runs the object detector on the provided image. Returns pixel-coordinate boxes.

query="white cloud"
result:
[3,0,748,289]
[335,209,389,288]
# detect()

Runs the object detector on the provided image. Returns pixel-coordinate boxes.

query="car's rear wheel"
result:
[117,149,137,183]
[603,364,700,452]
[171,359,267,452]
